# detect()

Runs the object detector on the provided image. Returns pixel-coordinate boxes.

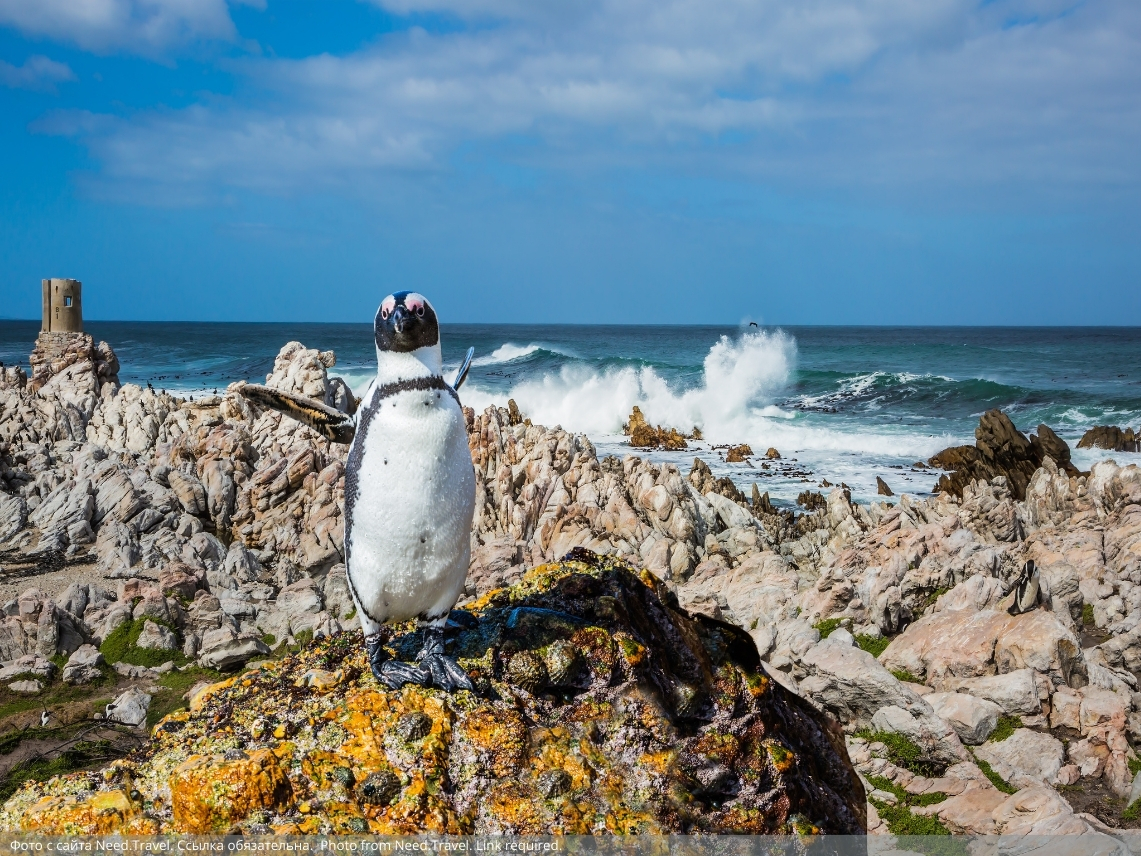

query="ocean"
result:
[3,320,1139,507]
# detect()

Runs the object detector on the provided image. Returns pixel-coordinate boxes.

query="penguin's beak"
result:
[392,305,408,334]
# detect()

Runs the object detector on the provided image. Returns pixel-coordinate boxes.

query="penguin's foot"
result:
[377,659,431,690]
[418,653,475,693]
[366,629,473,693]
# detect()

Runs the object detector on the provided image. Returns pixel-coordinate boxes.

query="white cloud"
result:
[33,0,1141,203]
[0,55,75,92]
[0,0,261,55]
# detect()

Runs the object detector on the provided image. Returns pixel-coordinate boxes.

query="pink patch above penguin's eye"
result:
[380,296,396,320]
[405,293,427,317]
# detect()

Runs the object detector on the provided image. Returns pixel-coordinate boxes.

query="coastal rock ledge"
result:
[0,554,865,836]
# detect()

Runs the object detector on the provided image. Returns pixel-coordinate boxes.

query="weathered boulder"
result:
[0,555,866,835]
[925,692,1002,745]
[61,644,104,684]
[879,608,1086,691]
[948,669,1042,716]
[104,688,151,727]
[775,634,970,766]
[974,729,1067,788]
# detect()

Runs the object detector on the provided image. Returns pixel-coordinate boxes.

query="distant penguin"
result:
[40,710,49,728]
[1008,560,1041,615]
[239,293,478,692]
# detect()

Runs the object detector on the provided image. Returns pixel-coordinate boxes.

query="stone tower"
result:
[41,278,83,333]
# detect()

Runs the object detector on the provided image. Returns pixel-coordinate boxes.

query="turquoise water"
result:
[3,321,1139,506]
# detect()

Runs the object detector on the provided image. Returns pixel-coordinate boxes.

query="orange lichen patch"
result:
[638,750,678,777]
[614,633,648,668]
[712,804,784,834]
[764,740,795,774]
[368,773,467,835]
[531,727,594,791]
[458,706,526,777]
[483,781,549,833]
[169,749,293,833]
[744,671,770,698]
[691,731,740,766]
[152,709,191,739]
[189,677,237,712]
[22,790,152,835]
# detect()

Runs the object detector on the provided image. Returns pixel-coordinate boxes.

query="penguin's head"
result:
[375,292,439,354]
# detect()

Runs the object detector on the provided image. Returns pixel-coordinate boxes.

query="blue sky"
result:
[0,0,1138,325]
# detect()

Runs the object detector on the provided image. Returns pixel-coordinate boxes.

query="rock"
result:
[880,608,1086,691]
[876,477,893,497]
[167,470,207,517]
[196,627,271,671]
[8,680,42,693]
[868,704,971,767]
[61,644,104,685]
[725,444,753,463]
[925,692,1001,744]
[974,728,1066,787]
[105,688,151,727]
[950,669,1042,716]
[136,620,178,651]
[1078,425,1139,453]
[0,655,56,681]
[930,410,1077,500]
[765,447,780,459]
[799,638,969,765]
[169,750,292,833]
[2,555,867,835]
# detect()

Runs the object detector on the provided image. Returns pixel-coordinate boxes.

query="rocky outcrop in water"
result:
[0,556,865,835]
[1080,425,1140,453]
[930,409,1079,501]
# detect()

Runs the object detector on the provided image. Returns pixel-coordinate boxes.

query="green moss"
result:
[1082,602,1095,626]
[1129,757,1141,777]
[854,729,944,777]
[99,618,187,668]
[146,666,225,729]
[856,634,890,657]
[866,774,907,802]
[920,587,950,612]
[813,618,843,639]
[990,715,1023,743]
[891,668,923,684]
[261,633,276,647]
[1124,798,1141,822]
[294,629,314,648]
[870,796,954,838]
[974,758,1016,794]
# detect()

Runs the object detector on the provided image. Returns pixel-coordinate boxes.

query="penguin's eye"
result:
[380,308,389,320]
[414,304,425,318]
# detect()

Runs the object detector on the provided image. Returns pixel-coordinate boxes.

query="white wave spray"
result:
[461,329,952,459]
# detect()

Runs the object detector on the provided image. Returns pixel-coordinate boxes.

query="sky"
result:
[0,0,1138,325]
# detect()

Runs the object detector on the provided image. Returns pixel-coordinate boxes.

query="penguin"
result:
[239,292,477,693]
[40,710,49,728]
[1007,559,1041,615]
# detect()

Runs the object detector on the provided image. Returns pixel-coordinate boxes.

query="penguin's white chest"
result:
[345,384,475,624]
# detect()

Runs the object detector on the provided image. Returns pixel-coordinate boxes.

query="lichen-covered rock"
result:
[0,555,865,836]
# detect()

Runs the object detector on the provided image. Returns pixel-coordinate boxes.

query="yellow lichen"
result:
[169,749,292,833]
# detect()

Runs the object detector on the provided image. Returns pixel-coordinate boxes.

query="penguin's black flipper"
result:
[452,346,475,392]
[238,383,356,444]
